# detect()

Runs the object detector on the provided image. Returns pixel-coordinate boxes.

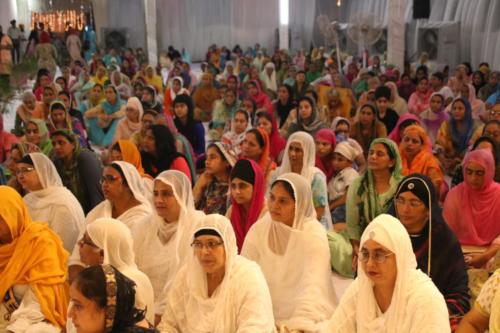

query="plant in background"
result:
[0,57,38,114]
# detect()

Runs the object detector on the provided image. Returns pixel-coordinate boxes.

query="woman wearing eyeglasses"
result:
[68,161,152,281]
[325,214,450,332]
[51,130,103,214]
[74,218,155,325]
[131,170,205,326]
[242,173,336,332]
[158,214,275,333]
[398,125,444,193]
[388,174,469,329]
[17,153,85,252]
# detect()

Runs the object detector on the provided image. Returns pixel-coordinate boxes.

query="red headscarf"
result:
[230,159,265,251]
[443,149,500,246]
[314,128,336,181]
[265,112,286,162]
[248,80,272,113]
[39,31,51,44]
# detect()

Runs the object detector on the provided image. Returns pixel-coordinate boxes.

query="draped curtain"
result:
[319,0,500,69]
[289,0,316,51]
[156,0,279,62]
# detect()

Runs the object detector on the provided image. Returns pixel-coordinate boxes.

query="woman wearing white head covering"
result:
[113,96,144,142]
[325,214,450,333]
[131,170,205,321]
[260,62,278,95]
[242,172,336,332]
[18,152,84,251]
[158,214,275,333]
[68,161,152,279]
[270,131,333,230]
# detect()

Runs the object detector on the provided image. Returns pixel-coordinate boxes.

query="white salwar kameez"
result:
[158,214,276,333]
[131,170,205,315]
[68,161,152,267]
[242,173,336,332]
[325,214,450,333]
[22,153,85,251]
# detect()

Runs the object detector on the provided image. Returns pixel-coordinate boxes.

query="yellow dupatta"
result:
[0,186,69,329]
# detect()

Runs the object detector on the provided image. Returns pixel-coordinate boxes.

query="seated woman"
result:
[443,149,500,268]
[227,159,267,251]
[347,138,403,261]
[0,114,18,163]
[387,113,421,146]
[68,265,158,333]
[210,89,241,141]
[315,128,337,182]
[13,92,39,137]
[194,142,236,215]
[256,111,286,162]
[241,128,277,180]
[47,101,87,148]
[456,268,500,333]
[420,93,449,143]
[0,186,69,333]
[389,174,470,328]
[331,116,366,172]
[172,94,205,156]
[77,218,155,324]
[25,119,53,155]
[287,96,327,138]
[51,130,103,214]
[192,73,219,121]
[85,85,125,148]
[408,76,433,115]
[350,104,387,158]
[385,81,408,116]
[271,131,332,230]
[18,153,85,251]
[221,109,251,157]
[113,96,143,142]
[325,214,450,332]
[273,84,296,132]
[242,173,336,332]
[163,76,189,117]
[246,80,273,114]
[399,124,444,192]
[132,170,205,325]
[140,124,192,180]
[436,98,483,174]
[159,214,275,333]
[68,161,152,280]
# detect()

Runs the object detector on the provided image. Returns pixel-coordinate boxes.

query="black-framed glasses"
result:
[191,240,224,251]
[359,249,394,263]
[16,167,35,176]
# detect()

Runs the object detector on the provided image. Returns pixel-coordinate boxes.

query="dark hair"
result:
[360,103,377,116]
[431,72,444,82]
[19,154,34,165]
[246,128,265,148]
[58,90,71,99]
[473,135,499,164]
[484,119,500,131]
[379,142,396,160]
[109,163,129,187]
[142,109,158,118]
[335,119,350,129]
[142,125,183,175]
[234,109,250,122]
[93,83,104,91]
[52,129,77,144]
[242,98,257,113]
[398,119,419,132]
[298,96,315,109]
[374,86,391,100]
[111,142,121,152]
[50,101,66,112]
[417,76,429,84]
[256,110,273,123]
[271,180,295,200]
[304,89,318,103]
[73,265,145,332]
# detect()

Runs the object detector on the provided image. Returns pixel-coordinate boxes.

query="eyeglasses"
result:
[359,250,394,263]
[16,167,35,176]
[394,197,424,208]
[191,240,224,251]
[100,175,121,185]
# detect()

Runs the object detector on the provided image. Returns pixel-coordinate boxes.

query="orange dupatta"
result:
[0,186,69,329]
[117,139,153,179]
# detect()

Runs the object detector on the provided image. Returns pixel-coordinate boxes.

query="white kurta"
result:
[324,214,450,333]
[242,173,336,332]
[23,153,85,252]
[158,214,276,333]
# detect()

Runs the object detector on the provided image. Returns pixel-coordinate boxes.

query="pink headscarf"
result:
[0,114,19,163]
[388,113,421,145]
[443,149,500,246]
[315,128,337,181]
[230,159,265,251]
[248,80,273,113]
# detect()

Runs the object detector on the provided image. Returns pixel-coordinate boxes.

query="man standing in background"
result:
[7,19,21,64]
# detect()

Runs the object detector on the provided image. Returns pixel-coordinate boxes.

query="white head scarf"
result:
[111,161,151,208]
[87,217,155,323]
[277,131,322,182]
[126,96,144,120]
[170,76,188,100]
[23,153,85,251]
[242,173,336,331]
[184,214,273,332]
[356,214,448,333]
